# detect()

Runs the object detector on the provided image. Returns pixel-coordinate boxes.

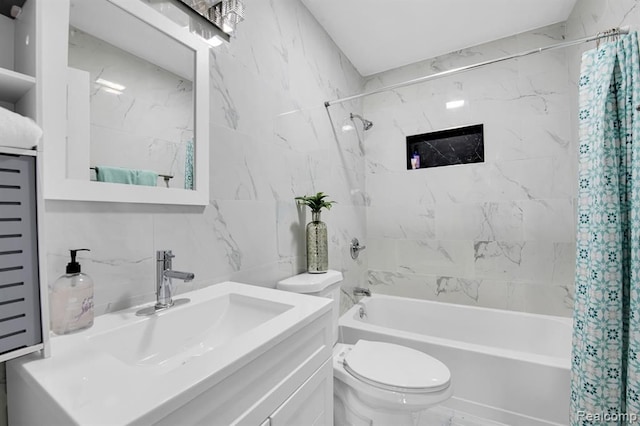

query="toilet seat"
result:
[342,340,450,394]
[333,343,452,414]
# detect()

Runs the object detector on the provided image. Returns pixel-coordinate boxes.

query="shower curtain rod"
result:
[324,26,631,108]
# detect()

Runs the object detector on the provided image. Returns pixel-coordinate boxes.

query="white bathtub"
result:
[339,294,572,426]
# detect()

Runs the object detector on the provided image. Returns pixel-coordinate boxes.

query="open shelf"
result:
[0,67,36,104]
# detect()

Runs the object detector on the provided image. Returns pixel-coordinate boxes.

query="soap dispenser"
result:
[49,249,94,335]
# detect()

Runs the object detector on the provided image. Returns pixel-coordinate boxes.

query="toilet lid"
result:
[343,340,450,393]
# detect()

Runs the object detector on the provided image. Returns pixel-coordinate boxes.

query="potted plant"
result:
[295,192,335,273]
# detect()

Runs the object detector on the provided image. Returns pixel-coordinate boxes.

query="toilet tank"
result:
[277,270,343,344]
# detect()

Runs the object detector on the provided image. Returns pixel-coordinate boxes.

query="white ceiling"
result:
[300,0,578,76]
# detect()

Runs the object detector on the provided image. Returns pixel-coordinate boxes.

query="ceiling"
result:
[300,0,578,76]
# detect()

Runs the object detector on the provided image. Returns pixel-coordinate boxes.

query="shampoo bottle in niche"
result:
[50,249,94,335]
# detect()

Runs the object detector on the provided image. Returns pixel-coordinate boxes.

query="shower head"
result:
[349,113,373,131]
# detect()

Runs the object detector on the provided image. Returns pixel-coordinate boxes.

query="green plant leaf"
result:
[295,192,336,212]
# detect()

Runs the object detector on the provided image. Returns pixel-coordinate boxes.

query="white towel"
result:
[0,106,43,150]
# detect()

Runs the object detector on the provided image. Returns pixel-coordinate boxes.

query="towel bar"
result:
[90,167,174,188]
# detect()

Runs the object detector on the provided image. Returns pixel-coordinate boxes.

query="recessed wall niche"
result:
[406,124,484,169]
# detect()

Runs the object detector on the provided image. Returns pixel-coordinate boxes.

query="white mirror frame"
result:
[38,0,210,206]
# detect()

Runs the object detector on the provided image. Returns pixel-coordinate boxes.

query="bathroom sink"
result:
[88,293,292,371]
[7,282,332,425]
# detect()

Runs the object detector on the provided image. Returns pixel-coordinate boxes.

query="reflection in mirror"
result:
[66,0,195,190]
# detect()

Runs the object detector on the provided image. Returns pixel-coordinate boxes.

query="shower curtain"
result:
[184,139,194,190]
[571,32,640,425]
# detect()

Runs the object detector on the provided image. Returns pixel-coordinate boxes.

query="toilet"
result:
[277,270,452,426]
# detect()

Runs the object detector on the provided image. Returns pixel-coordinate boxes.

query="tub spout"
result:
[353,287,371,297]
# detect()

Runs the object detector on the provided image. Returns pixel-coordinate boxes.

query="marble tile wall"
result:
[42,0,640,322]
[45,0,367,316]
[363,23,577,317]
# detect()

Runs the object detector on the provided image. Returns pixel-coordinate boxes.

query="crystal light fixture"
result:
[177,0,245,37]
[217,0,245,34]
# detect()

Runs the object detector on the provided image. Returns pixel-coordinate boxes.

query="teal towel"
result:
[95,166,135,184]
[95,166,158,187]
[134,169,158,187]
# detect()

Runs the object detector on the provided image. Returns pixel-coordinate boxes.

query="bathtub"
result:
[339,294,572,426]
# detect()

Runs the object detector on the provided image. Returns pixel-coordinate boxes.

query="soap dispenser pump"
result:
[49,249,94,335]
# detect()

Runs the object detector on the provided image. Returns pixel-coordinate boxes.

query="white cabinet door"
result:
[270,359,333,426]
[0,154,42,361]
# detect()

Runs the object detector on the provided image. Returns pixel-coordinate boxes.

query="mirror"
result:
[68,27,194,190]
[41,0,210,205]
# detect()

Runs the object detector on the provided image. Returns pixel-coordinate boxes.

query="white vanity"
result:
[7,283,334,425]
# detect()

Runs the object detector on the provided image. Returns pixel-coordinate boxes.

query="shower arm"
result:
[350,113,373,130]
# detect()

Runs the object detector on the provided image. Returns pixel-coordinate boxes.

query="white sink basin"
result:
[7,282,332,425]
[89,293,292,372]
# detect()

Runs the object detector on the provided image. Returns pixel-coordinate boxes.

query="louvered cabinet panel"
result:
[0,154,42,355]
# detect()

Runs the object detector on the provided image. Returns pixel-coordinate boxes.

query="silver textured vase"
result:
[306,211,328,273]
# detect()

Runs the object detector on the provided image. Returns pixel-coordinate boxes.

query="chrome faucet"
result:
[353,287,371,297]
[156,250,194,308]
[136,250,194,316]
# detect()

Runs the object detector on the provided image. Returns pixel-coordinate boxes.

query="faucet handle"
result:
[350,238,366,260]
[157,250,175,260]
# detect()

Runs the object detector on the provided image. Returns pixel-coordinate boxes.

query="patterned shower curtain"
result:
[571,33,640,425]
[184,139,194,190]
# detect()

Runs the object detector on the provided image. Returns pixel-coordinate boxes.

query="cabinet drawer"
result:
[270,359,333,426]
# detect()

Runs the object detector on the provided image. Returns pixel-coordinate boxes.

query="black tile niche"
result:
[406,124,484,170]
